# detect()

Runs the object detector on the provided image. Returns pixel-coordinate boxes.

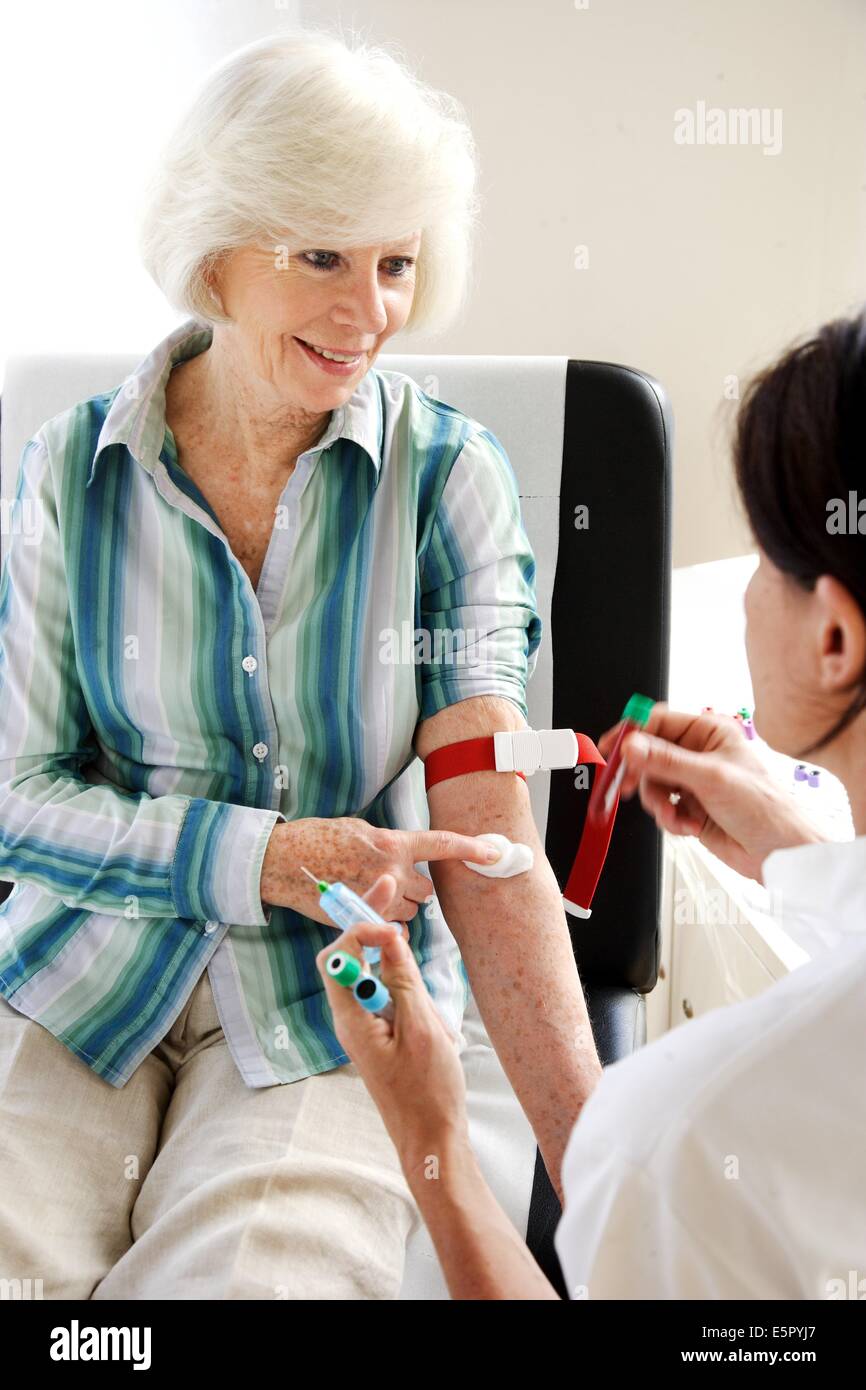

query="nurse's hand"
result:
[262,816,502,925]
[315,873,470,1179]
[599,703,826,882]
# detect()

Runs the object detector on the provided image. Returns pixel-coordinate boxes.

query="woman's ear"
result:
[813,574,866,695]
[202,252,227,315]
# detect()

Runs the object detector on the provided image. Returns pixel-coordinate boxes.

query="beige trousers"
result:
[0,969,421,1300]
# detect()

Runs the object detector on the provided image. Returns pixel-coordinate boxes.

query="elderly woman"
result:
[321,311,866,1299]
[0,30,602,1300]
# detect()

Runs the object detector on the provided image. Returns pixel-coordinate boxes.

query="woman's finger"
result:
[408,871,435,901]
[411,829,502,866]
[398,896,428,921]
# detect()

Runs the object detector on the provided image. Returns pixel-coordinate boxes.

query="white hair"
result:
[138,26,481,337]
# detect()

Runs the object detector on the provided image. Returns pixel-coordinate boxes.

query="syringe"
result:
[301,865,399,964]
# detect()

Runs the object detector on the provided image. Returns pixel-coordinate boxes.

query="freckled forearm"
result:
[427,772,602,1199]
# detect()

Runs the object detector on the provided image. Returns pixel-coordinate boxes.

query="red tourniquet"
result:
[424,732,619,918]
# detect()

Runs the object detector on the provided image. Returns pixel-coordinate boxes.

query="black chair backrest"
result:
[544,362,672,993]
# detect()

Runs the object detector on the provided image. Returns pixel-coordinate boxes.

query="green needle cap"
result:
[622,692,655,727]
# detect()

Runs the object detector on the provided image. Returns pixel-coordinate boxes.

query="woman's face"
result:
[210,231,422,405]
[744,545,866,764]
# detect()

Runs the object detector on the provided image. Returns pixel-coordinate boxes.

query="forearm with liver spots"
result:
[427,770,603,1201]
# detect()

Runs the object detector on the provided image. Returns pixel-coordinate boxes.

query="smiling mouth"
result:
[294,337,368,359]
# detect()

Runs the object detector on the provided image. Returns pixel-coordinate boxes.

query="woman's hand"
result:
[315,873,471,1179]
[599,703,826,881]
[261,816,502,925]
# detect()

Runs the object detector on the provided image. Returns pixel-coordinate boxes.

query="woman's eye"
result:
[300,252,415,277]
[301,251,339,271]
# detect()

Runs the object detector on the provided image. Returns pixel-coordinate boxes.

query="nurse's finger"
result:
[621,731,729,800]
[315,918,404,974]
[316,934,396,1045]
[600,703,730,762]
[638,776,706,836]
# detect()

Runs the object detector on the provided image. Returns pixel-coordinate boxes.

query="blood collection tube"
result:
[587,693,655,825]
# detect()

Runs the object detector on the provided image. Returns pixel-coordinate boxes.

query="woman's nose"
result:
[333,272,389,335]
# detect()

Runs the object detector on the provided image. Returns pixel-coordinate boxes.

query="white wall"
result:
[303,0,866,564]
[0,0,300,361]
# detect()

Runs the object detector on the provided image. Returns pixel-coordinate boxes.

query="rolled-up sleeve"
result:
[418,428,542,722]
[0,435,285,927]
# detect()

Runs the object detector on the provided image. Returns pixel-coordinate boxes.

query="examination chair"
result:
[0,347,672,1300]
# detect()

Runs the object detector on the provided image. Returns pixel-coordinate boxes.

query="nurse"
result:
[317,309,866,1299]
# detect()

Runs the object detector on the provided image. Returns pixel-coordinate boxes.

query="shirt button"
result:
[242,655,258,674]
[204,920,220,934]
[252,742,269,760]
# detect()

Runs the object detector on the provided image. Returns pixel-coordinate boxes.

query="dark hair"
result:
[733,309,866,756]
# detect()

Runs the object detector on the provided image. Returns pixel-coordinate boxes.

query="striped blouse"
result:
[0,317,542,1088]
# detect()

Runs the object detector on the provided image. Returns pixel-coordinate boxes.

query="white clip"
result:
[493,728,579,776]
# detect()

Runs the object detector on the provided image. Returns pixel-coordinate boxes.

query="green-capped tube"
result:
[621,693,655,727]
[326,951,363,987]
